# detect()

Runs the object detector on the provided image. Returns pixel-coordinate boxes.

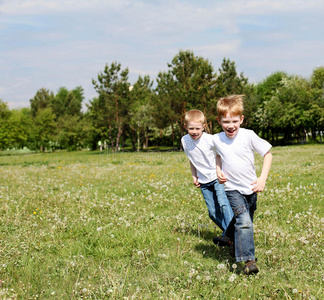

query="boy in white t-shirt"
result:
[213,95,272,275]
[181,110,234,245]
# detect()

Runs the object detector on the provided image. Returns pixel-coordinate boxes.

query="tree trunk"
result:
[171,123,175,151]
[109,125,115,152]
[122,130,125,151]
[115,125,123,152]
[145,127,149,149]
[130,127,136,151]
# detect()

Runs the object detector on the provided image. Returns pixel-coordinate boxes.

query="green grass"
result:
[0,145,323,299]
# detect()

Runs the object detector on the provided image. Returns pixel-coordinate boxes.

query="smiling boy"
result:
[181,110,233,244]
[213,95,272,275]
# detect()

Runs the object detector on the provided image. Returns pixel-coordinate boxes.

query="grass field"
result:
[0,145,323,299]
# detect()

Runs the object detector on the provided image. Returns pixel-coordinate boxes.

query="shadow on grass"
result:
[176,226,235,262]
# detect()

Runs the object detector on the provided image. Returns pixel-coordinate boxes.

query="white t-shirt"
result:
[181,132,217,184]
[212,128,272,195]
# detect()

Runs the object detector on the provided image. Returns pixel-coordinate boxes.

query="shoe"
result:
[212,236,231,247]
[244,259,259,275]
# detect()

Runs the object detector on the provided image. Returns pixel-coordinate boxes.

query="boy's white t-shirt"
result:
[212,128,272,195]
[181,132,217,184]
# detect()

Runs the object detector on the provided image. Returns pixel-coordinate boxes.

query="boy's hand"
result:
[252,151,272,193]
[251,177,266,192]
[217,170,227,184]
[193,176,201,188]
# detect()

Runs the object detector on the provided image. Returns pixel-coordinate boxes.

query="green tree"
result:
[51,86,84,119]
[8,108,32,149]
[92,62,130,151]
[86,95,110,150]
[255,73,316,145]
[310,66,324,90]
[51,86,85,150]
[0,100,12,149]
[129,75,154,151]
[155,50,217,148]
[154,71,178,148]
[254,72,288,142]
[30,88,54,117]
[57,115,87,151]
[215,58,251,97]
[309,66,324,142]
[30,107,57,152]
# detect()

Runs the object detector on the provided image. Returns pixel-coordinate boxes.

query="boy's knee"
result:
[233,205,246,217]
[237,222,252,230]
[233,206,252,225]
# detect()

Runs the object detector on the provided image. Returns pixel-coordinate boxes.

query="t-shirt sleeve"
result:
[181,136,186,151]
[210,134,220,154]
[250,131,272,156]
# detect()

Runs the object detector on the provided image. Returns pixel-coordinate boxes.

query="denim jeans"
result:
[200,180,234,235]
[225,190,257,262]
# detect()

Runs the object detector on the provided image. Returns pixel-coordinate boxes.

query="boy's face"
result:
[185,121,205,140]
[217,113,244,139]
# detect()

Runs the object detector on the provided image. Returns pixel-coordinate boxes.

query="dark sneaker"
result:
[213,236,232,247]
[244,259,259,275]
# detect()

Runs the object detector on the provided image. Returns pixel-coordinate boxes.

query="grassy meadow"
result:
[0,145,323,299]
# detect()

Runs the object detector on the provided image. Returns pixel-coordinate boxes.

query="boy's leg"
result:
[225,191,256,262]
[213,180,234,233]
[247,193,257,223]
[200,182,224,231]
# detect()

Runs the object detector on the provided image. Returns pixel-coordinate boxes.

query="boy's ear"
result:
[184,123,187,130]
[240,115,244,124]
[216,116,221,125]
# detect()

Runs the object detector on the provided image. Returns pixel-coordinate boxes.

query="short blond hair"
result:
[184,109,205,125]
[217,95,244,117]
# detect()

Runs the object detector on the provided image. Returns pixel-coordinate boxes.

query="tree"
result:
[254,72,287,142]
[57,115,86,151]
[155,50,217,148]
[255,73,317,144]
[129,75,154,151]
[30,107,57,152]
[214,58,251,97]
[92,62,130,151]
[30,88,54,117]
[0,100,12,149]
[86,95,111,150]
[154,71,178,148]
[51,86,84,119]
[51,86,85,149]
[309,67,324,142]
[310,66,324,90]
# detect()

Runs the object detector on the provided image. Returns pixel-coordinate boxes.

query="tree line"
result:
[1,50,323,152]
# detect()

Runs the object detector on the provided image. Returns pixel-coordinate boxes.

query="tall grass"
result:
[0,145,323,299]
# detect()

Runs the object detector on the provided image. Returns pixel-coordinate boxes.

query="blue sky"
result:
[1,0,324,109]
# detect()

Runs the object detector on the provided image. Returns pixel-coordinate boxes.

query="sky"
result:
[1,0,324,110]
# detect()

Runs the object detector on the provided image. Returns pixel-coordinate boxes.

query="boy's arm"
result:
[251,151,272,192]
[216,154,227,184]
[189,161,200,188]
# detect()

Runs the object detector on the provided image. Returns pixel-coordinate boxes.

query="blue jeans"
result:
[225,191,257,262]
[200,180,234,236]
